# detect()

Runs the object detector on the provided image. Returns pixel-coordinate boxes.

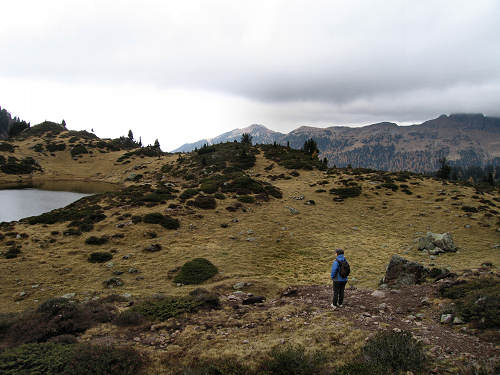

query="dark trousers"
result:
[332,281,347,306]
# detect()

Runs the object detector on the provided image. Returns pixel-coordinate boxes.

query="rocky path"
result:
[291,284,499,363]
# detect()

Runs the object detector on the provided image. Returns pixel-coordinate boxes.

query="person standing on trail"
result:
[330,248,350,309]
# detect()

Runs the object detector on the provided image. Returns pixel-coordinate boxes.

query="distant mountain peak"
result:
[172,114,500,172]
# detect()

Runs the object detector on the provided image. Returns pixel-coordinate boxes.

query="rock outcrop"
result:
[418,232,457,255]
[382,255,428,288]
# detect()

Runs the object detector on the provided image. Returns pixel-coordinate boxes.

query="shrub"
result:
[214,192,226,200]
[70,144,88,157]
[46,142,66,152]
[380,182,398,191]
[257,344,325,375]
[65,344,145,375]
[0,142,14,152]
[329,186,362,199]
[194,195,217,209]
[85,235,108,245]
[88,252,113,263]
[439,278,499,328]
[6,299,115,345]
[462,206,479,213]
[143,213,180,229]
[174,258,218,285]
[4,246,21,259]
[131,215,142,224]
[200,181,219,194]
[237,195,255,203]
[361,331,427,373]
[0,342,74,375]
[180,188,199,200]
[132,296,203,321]
[113,310,145,326]
[0,156,41,174]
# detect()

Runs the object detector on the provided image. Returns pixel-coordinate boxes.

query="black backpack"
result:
[338,260,350,278]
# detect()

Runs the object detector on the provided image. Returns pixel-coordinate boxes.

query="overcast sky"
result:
[1,1,499,150]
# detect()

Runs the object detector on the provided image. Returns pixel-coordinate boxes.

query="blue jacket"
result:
[331,254,348,282]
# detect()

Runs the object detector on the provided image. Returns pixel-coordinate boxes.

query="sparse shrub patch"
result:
[88,252,113,263]
[439,277,499,328]
[361,331,427,373]
[174,258,218,285]
[329,185,362,199]
[113,310,145,326]
[237,195,255,203]
[194,195,217,209]
[143,213,180,229]
[132,296,206,321]
[180,188,199,200]
[85,235,108,245]
[4,246,21,259]
[70,144,88,157]
[257,344,325,375]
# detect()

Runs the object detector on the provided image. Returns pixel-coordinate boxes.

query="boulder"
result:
[418,232,457,253]
[382,255,428,288]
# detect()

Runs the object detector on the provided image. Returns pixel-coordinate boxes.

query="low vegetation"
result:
[143,213,180,229]
[174,258,218,285]
[439,277,499,328]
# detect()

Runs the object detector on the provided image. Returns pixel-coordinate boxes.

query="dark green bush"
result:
[214,192,226,200]
[131,215,143,224]
[194,195,217,209]
[361,331,427,373]
[380,182,398,191]
[65,344,145,375]
[85,235,108,245]
[0,342,74,375]
[180,188,199,200]
[88,252,113,263]
[0,157,41,174]
[132,296,203,321]
[257,344,325,375]
[174,258,218,285]
[329,186,362,199]
[462,206,479,213]
[439,278,499,328]
[70,144,88,157]
[46,142,66,152]
[237,195,255,203]
[6,299,115,345]
[0,142,14,152]
[4,246,21,259]
[143,213,180,229]
[200,181,219,194]
[24,201,106,226]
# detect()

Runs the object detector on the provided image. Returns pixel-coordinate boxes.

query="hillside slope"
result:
[175,114,500,172]
[1,127,499,374]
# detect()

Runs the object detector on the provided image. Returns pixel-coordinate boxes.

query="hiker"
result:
[330,248,349,308]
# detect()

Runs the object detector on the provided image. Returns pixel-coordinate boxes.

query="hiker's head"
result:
[335,248,344,255]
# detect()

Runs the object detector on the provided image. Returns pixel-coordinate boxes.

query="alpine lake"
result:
[0,180,120,223]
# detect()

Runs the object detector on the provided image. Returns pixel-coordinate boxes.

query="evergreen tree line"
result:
[436,157,499,185]
[0,106,30,138]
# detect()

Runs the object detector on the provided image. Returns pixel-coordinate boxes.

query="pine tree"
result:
[154,139,160,148]
[241,133,252,145]
[128,130,134,141]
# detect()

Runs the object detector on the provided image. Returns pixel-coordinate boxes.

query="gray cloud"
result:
[0,0,499,144]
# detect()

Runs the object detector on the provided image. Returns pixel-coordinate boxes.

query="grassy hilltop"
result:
[0,122,499,374]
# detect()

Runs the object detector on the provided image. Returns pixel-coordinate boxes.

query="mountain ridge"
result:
[173,113,500,172]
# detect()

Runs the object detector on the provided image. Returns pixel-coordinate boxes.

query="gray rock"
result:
[103,277,123,288]
[453,316,465,324]
[285,206,300,215]
[440,313,453,324]
[371,290,386,298]
[61,292,76,299]
[233,282,246,290]
[418,232,457,254]
[105,261,114,268]
[128,268,139,274]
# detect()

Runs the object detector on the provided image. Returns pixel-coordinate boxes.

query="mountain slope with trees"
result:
[174,114,500,173]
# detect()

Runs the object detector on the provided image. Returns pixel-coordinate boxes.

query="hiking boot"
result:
[330,303,337,309]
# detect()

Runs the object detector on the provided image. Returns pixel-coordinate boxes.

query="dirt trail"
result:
[291,284,498,362]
